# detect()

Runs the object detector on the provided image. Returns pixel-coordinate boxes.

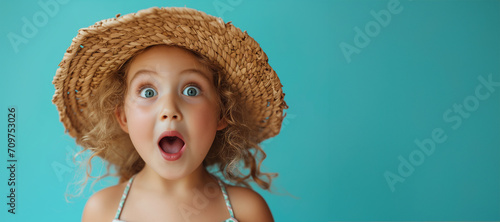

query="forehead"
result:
[126,45,213,81]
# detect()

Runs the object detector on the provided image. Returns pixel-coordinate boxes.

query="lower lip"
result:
[158,144,186,161]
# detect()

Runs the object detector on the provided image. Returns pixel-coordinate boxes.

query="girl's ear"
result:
[115,106,129,133]
[217,118,228,131]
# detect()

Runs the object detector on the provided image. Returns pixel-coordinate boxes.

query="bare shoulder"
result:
[226,185,274,222]
[82,182,126,222]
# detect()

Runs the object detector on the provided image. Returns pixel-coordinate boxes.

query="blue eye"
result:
[182,86,200,96]
[140,87,157,98]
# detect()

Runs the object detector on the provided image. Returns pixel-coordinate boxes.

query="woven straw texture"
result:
[52,7,286,143]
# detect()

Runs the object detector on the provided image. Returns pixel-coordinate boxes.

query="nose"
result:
[159,95,182,121]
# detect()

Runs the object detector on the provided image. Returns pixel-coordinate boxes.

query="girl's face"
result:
[116,45,226,180]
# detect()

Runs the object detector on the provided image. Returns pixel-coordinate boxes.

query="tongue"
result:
[159,137,184,154]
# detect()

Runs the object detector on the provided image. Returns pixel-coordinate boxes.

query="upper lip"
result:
[157,130,185,145]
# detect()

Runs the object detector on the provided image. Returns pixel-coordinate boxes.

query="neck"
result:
[134,164,215,195]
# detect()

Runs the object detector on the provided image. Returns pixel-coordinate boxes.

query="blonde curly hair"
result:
[76,45,278,190]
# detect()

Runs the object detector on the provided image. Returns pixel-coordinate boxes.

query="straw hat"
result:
[52,7,286,143]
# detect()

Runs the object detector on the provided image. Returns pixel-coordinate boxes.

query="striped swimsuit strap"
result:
[217,179,238,222]
[112,175,134,221]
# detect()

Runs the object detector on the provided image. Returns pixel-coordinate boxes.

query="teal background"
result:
[1,0,499,221]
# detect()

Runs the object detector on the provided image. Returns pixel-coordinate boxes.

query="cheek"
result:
[124,101,156,141]
[186,102,220,138]
[193,101,219,124]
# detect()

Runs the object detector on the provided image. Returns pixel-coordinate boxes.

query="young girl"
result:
[52,7,286,222]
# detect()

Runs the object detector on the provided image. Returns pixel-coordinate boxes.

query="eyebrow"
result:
[129,68,212,84]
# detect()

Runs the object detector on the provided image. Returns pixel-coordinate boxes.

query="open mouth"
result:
[157,131,186,161]
[159,136,185,154]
